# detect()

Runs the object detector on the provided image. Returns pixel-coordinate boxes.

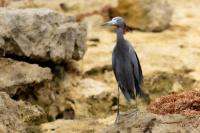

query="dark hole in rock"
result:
[60,3,68,12]
[12,85,38,101]
[55,112,64,119]
[111,97,118,106]
[88,38,100,42]
[56,108,75,120]
[52,65,66,80]
[12,94,19,100]
[55,91,59,95]
[51,128,55,131]
[88,43,98,47]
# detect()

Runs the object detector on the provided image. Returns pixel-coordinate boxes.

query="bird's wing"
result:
[112,49,117,81]
[127,42,143,85]
[112,48,133,100]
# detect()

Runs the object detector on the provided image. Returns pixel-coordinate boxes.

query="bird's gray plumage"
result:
[112,40,143,100]
[102,16,143,123]
[102,16,143,101]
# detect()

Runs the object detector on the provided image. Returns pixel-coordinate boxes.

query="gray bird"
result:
[101,17,143,122]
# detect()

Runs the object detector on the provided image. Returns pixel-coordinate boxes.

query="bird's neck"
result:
[116,27,125,44]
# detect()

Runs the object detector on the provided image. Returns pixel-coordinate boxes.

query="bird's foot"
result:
[134,106,139,118]
[135,106,139,111]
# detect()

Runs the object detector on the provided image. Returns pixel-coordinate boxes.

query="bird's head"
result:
[101,17,126,33]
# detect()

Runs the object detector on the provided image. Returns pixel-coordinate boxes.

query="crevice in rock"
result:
[72,43,79,60]
[143,118,156,133]
[11,83,42,101]
[0,52,80,76]
[55,108,75,120]
[84,64,112,76]
[1,52,61,69]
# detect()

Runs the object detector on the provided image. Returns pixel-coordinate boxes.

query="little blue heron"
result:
[101,17,143,122]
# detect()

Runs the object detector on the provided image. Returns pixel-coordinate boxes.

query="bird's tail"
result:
[134,80,143,99]
[121,87,132,101]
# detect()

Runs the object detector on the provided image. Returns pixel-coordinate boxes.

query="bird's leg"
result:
[135,96,138,109]
[115,85,120,123]
[117,84,120,115]
[134,95,139,118]
[133,88,138,111]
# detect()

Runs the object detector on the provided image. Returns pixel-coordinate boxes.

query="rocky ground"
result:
[0,0,200,133]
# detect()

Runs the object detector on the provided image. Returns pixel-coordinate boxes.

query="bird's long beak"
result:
[101,20,117,26]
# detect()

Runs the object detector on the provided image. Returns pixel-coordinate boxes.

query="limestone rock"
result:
[40,119,107,133]
[76,78,116,118]
[0,8,87,63]
[104,109,200,133]
[25,77,116,121]
[0,92,47,133]
[0,57,52,96]
[116,0,173,31]
[78,78,111,98]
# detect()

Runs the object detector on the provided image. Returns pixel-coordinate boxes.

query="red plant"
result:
[148,90,200,116]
